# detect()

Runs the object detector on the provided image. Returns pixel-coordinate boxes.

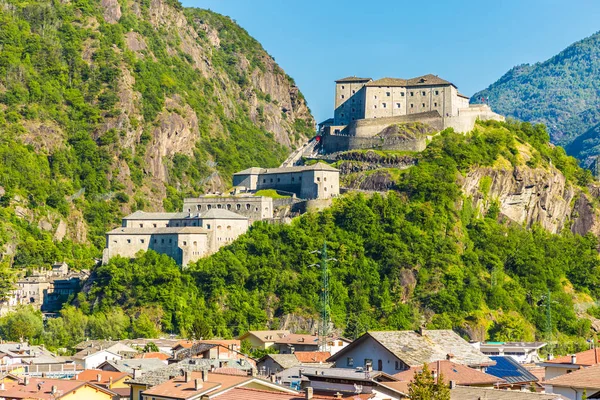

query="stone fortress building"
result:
[319,74,504,153]
[233,163,340,200]
[105,164,341,266]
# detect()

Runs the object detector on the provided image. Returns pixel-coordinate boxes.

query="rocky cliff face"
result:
[461,165,600,236]
[0,0,315,260]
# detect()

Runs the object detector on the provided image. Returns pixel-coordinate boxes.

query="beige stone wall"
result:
[123,217,201,228]
[364,86,407,119]
[300,170,340,199]
[202,217,249,252]
[334,82,367,125]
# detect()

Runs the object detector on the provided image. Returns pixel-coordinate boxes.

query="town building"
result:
[474,341,547,364]
[257,352,332,376]
[449,385,564,400]
[540,348,600,380]
[104,209,249,267]
[544,363,600,400]
[72,349,122,370]
[233,164,340,200]
[0,376,116,400]
[484,356,541,391]
[238,331,320,354]
[326,330,493,375]
[75,369,131,393]
[391,360,503,389]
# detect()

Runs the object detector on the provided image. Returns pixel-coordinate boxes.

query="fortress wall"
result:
[350,112,444,137]
[322,134,426,153]
[443,106,505,133]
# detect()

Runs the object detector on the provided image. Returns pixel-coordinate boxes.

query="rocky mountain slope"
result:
[0,0,314,267]
[472,31,600,166]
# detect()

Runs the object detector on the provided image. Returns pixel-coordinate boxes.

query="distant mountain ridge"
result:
[472,31,600,166]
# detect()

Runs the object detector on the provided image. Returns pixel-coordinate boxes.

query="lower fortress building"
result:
[319,74,504,153]
[105,163,340,266]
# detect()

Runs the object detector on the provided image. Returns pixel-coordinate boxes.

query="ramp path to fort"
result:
[280,139,318,167]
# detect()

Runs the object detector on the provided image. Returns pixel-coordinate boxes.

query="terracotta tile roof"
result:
[134,352,170,360]
[212,388,303,400]
[75,369,131,385]
[392,360,502,386]
[274,334,319,346]
[544,364,600,389]
[406,74,452,87]
[0,377,114,399]
[212,367,248,376]
[142,371,286,400]
[450,386,564,399]
[545,348,600,366]
[173,341,196,350]
[293,352,331,363]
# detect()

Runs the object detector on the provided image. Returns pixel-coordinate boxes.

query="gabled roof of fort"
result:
[365,74,455,88]
[124,211,193,220]
[202,209,248,220]
[335,76,372,83]
[234,163,339,176]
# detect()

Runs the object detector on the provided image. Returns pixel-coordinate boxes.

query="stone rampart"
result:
[349,111,444,137]
[322,134,427,154]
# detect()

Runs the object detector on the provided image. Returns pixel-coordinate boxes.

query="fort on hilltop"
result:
[318,74,504,153]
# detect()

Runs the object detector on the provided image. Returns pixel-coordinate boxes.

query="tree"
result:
[0,306,43,341]
[408,364,450,400]
[0,260,15,303]
[143,342,159,353]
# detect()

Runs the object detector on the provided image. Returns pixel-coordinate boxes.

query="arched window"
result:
[207,204,212,210]
[246,204,251,210]
[197,205,201,210]
[227,204,232,210]
[217,225,222,230]
[236,204,241,210]
[227,226,232,230]
[217,204,222,209]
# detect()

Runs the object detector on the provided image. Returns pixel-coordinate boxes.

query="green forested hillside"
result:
[472,31,600,166]
[0,0,314,272]
[9,121,598,354]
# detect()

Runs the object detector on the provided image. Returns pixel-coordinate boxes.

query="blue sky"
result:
[181,0,600,123]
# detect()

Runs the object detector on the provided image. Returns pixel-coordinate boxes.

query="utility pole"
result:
[310,242,336,352]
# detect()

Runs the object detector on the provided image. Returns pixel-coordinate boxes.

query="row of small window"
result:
[263,176,302,183]
[373,102,439,109]
[193,204,264,212]
[138,222,198,228]
[342,90,441,100]
[346,357,404,371]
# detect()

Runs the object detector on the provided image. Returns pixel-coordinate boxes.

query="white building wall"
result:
[333,337,407,375]
[84,351,122,369]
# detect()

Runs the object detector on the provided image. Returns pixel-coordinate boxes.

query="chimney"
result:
[133,368,142,380]
[547,354,554,361]
[446,353,454,361]
[195,379,202,391]
[202,369,208,382]
[571,354,577,364]
[0,382,4,390]
[449,381,456,389]
[97,373,102,383]
[185,371,191,383]
[51,385,57,395]
[108,377,113,389]
[305,387,313,400]
[334,393,343,399]
[24,377,30,386]
[365,362,372,372]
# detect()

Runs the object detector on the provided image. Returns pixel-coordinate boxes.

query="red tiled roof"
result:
[544,364,600,389]
[76,369,131,385]
[545,348,600,366]
[392,360,503,386]
[212,367,248,376]
[293,352,331,363]
[0,378,113,399]
[274,334,319,346]
[134,352,170,360]
[142,372,250,400]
